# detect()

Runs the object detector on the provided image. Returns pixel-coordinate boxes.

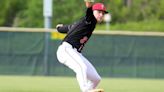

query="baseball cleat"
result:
[88,88,104,92]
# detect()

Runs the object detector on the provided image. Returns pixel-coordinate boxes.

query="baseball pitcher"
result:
[56,0,108,92]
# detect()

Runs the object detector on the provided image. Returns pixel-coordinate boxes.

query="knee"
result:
[93,75,101,85]
[96,76,101,83]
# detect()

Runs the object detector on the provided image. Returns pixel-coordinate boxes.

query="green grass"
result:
[0,76,164,92]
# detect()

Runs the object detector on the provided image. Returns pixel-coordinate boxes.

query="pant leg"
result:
[57,43,90,92]
[80,53,101,89]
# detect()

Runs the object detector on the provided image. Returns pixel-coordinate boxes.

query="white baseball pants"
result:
[57,42,101,92]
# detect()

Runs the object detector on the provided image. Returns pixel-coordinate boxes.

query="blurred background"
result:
[0,0,163,31]
[0,0,164,92]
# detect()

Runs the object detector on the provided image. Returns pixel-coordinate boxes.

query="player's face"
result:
[93,10,105,23]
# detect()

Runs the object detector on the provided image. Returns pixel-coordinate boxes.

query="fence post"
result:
[43,0,53,75]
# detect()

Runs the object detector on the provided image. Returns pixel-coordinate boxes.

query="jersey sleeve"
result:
[85,7,94,22]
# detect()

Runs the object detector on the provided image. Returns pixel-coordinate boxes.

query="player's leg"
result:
[73,52,103,92]
[80,54,101,89]
[57,44,67,63]
[65,49,92,92]
[80,54,102,90]
[57,42,90,92]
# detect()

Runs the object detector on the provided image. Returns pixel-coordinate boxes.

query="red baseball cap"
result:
[92,3,108,13]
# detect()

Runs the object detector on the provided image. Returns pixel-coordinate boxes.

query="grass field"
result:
[0,76,164,92]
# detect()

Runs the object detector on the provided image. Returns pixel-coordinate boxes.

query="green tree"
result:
[0,0,26,26]
[14,0,43,27]
[0,0,163,28]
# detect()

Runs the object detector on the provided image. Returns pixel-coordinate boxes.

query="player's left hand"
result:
[56,24,63,29]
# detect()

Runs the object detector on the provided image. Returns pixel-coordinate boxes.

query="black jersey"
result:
[57,7,97,52]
